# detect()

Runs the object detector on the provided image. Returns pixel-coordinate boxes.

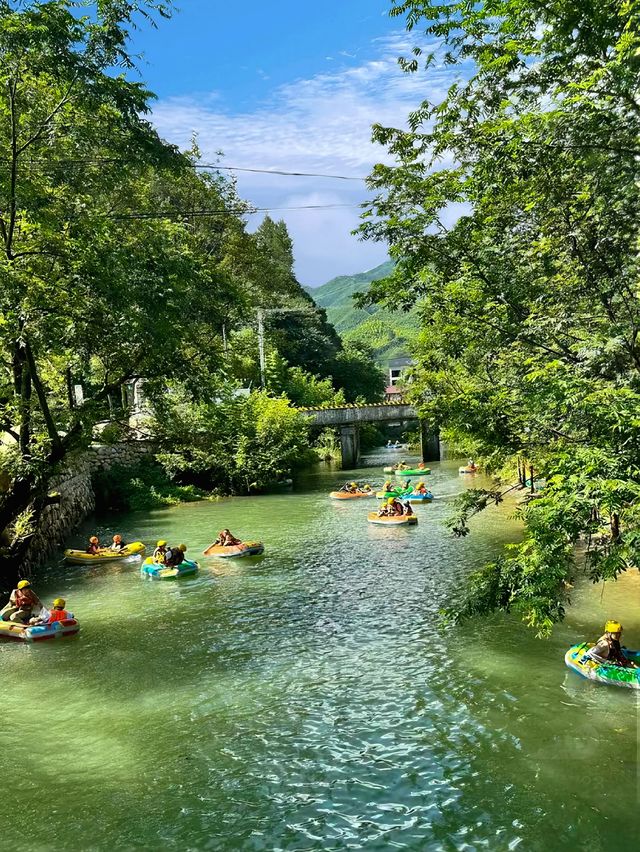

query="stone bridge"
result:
[298,402,440,468]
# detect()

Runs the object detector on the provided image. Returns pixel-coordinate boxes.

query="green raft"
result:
[564,642,640,689]
[394,468,431,477]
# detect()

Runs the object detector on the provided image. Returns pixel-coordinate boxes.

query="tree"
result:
[360,0,640,633]
[152,388,313,494]
[0,1,249,584]
[329,342,386,403]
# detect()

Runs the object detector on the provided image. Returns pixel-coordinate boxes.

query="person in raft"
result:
[341,482,359,493]
[0,579,43,623]
[86,536,102,554]
[153,540,168,563]
[585,621,637,668]
[414,481,430,495]
[110,534,126,552]
[30,598,71,626]
[214,529,242,547]
[165,544,187,567]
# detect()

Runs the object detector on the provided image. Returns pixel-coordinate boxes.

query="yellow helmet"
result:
[350,482,357,487]
[605,620,622,634]
[387,497,395,504]
[178,544,187,552]
[417,481,424,487]
[53,598,66,608]
[157,540,167,547]
[17,580,30,590]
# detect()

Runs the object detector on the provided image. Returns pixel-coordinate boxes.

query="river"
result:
[0,456,638,851]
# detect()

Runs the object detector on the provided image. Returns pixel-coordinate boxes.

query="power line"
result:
[0,157,369,181]
[109,202,364,220]
[200,164,367,181]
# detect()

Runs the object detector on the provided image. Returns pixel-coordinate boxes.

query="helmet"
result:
[53,598,66,608]
[90,536,99,544]
[157,540,167,547]
[178,544,187,552]
[605,620,622,634]
[417,481,424,487]
[350,482,357,487]
[113,534,122,542]
[387,497,395,505]
[17,580,31,590]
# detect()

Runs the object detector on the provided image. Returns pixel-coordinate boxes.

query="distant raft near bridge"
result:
[297,402,441,468]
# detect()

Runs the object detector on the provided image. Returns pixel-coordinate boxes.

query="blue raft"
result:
[141,557,199,580]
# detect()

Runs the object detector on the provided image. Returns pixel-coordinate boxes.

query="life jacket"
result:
[87,543,100,554]
[166,548,185,566]
[48,608,69,623]
[153,547,166,564]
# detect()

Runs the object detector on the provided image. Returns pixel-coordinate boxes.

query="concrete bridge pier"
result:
[420,420,441,463]
[340,424,360,469]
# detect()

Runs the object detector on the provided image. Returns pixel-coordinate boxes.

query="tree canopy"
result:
[360,0,640,633]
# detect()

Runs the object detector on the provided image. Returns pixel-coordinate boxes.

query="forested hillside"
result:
[309,261,418,361]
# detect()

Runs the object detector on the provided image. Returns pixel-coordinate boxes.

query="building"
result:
[385,356,414,401]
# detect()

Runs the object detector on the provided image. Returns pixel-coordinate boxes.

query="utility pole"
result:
[256,306,318,390]
[257,308,266,389]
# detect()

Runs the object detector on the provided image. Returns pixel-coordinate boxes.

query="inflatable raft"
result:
[394,468,431,477]
[203,541,265,558]
[376,488,413,499]
[564,642,640,689]
[65,541,146,565]
[367,512,418,526]
[329,490,374,500]
[141,557,199,580]
[408,492,434,502]
[0,617,79,643]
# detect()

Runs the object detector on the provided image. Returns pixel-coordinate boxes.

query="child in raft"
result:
[153,540,168,563]
[165,544,187,567]
[86,536,102,554]
[214,529,242,547]
[110,534,127,552]
[30,598,71,626]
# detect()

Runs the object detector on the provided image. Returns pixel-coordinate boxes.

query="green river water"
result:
[0,456,638,851]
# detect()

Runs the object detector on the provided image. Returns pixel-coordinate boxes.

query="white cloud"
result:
[151,33,461,285]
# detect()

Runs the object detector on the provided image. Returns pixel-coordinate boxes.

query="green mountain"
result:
[309,261,419,362]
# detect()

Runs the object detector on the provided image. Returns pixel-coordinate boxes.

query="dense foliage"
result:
[92,458,205,513]
[0,1,382,587]
[361,0,640,633]
[152,390,314,494]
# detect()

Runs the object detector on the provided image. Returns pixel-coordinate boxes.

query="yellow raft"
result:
[367,512,418,526]
[64,541,146,565]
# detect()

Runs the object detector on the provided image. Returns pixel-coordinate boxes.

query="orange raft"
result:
[203,541,265,558]
[329,490,375,500]
[367,512,418,526]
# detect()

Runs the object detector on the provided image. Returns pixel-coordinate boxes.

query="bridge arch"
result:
[298,402,440,469]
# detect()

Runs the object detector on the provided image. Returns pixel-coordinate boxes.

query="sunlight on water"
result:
[0,458,638,850]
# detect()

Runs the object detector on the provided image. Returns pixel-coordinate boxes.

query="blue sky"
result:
[129,1,452,285]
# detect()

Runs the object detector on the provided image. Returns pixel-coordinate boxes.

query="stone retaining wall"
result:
[24,442,154,570]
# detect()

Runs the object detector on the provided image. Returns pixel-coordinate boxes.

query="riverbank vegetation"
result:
[0,0,384,585]
[362,0,640,634]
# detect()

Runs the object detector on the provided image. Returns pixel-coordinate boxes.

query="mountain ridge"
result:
[307,260,418,362]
